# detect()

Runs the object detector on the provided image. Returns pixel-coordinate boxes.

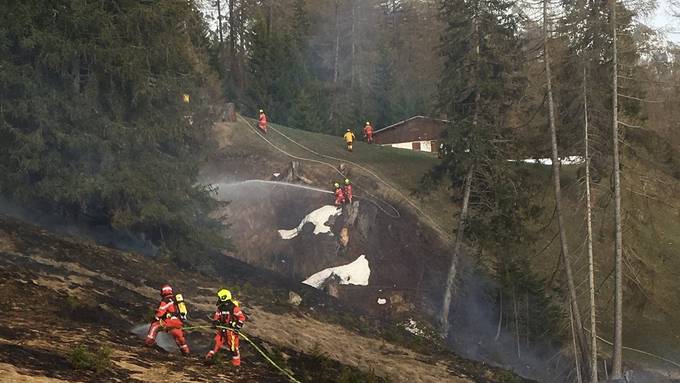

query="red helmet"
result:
[160,284,173,297]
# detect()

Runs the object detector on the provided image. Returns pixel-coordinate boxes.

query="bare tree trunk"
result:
[333,0,340,84]
[513,286,521,359]
[440,165,473,336]
[351,0,357,88]
[72,56,80,93]
[440,4,481,336]
[329,0,340,123]
[543,0,591,376]
[216,0,224,44]
[269,1,274,34]
[583,65,599,383]
[610,0,624,378]
[228,0,235,53]
[570,306,584,383]
[495,289,503,341]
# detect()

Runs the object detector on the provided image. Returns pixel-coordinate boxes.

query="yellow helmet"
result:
[217,289,232,302]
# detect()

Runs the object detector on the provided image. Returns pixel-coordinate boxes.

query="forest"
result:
[1,0,680,381]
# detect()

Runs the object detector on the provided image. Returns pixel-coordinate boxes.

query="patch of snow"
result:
[273,172,281,178]
[278,205,342,240]
[403,319,425,337]
[509,156,584,166]
[303,255,371,289]
[377,298,387,305]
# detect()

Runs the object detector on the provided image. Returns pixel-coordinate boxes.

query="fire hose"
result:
[181,324,303,383]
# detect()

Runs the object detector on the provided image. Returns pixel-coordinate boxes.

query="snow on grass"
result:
[402,319,425,337]
[509,156,584,166]
[278,205,342,240]
[303,255,371,289]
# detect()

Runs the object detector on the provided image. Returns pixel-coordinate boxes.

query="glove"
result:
[233,321,243,330]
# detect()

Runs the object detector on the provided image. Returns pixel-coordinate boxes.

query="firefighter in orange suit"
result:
[144,284,190,355]
[343,178,353,204]
[363,122,374,144]
[258,109,268,133]
[334,182,346,205]
[205,289,246,366]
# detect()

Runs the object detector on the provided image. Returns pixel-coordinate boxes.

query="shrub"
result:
[67,345,112,374]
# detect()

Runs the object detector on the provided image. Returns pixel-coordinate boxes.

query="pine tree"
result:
[0,1,227,265]
[435,0,527,335]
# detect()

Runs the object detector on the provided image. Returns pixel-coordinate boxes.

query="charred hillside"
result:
[0,215,532,383]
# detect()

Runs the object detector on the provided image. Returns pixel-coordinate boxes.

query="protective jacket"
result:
[343,184,353,203]
[363,125,374,143]
[258,113,268,132]
[343,131,355,144]
[334,187,346,206]
[206,301,246,366]
[145,296,190,354]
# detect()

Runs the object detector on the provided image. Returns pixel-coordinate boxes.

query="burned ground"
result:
[0,216,531,382]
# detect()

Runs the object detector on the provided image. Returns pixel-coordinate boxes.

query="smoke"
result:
[0,198,158,256]
[445,258,573,382]
[130,324,178,353]
[446,257,680,382]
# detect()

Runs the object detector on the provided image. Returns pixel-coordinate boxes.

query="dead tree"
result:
[610,0,624,378]
[583,65,599,383]
[543,0,591,376]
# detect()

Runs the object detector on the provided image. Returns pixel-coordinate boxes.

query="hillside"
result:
[0,215,534,383]
[203,114,680,380]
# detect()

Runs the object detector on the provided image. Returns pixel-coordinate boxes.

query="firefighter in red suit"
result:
[363,122,374,144]
[144,284,190,355]
[258,109,268,133]
[334,182,346,206]
[343,178,353,204]
[205,289,246,366]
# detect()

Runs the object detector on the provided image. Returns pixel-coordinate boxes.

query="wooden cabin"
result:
[372,116,448,153]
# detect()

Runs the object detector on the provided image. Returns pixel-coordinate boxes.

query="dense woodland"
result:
[0,1,227,267]
[1,0,680,380]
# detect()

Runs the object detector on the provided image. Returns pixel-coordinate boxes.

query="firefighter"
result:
[205,289,246,367]
[363,122,374,144]
[334,182,346,206]
[258,109,268,133]
[343,178,353,204]
[343,129,355,152]
[144,284,190,355]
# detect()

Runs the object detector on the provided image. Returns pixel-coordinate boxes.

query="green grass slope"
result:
[231,116,458,239]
